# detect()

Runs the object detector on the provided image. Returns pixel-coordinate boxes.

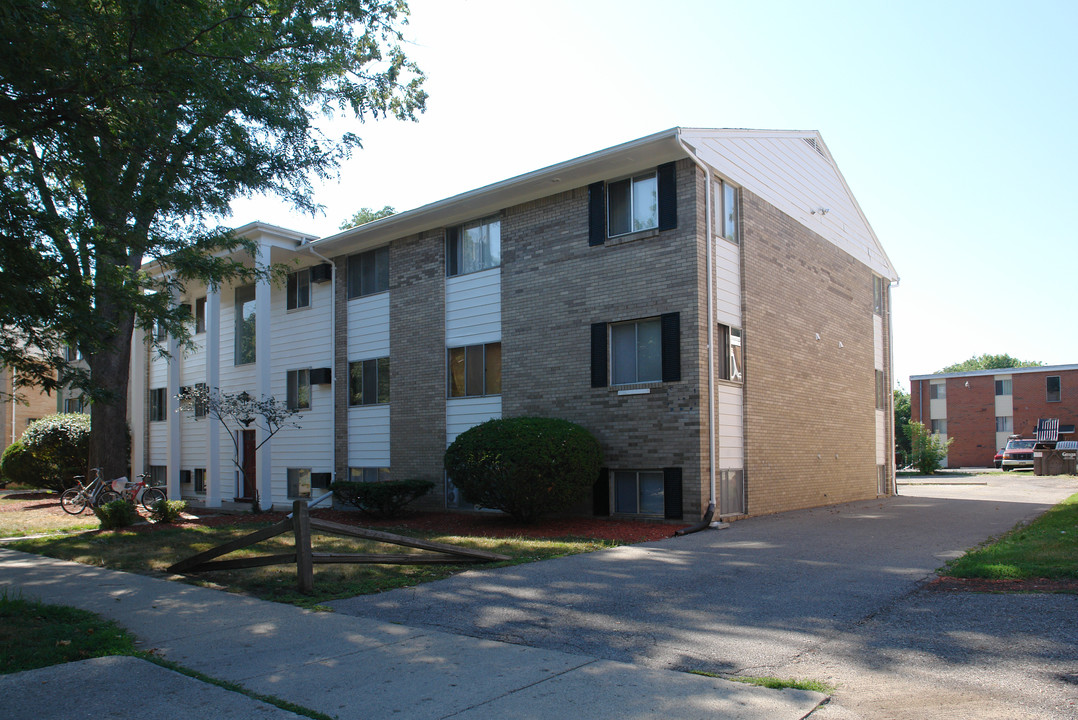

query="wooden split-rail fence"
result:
[167,500,510,594]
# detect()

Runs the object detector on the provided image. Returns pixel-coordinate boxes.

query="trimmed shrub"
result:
[331,479,435,518]
[444,417,603,523]
[910,420,954,475]
[149,499,187,524]
[10,413,91,492]
[93,499,139,530]
[0,440,49,489]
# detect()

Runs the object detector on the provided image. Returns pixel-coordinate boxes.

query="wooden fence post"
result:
[292,500,314,594]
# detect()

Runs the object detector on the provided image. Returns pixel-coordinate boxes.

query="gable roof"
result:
[310,127,896,280]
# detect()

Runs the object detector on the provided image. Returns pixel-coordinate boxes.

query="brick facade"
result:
[741,188,885,516]
[911,367,1078,467]
[1,368,59,453]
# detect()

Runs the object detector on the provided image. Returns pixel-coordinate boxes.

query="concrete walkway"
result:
[0,549,824,720]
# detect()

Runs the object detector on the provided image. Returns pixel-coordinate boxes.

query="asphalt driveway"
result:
[330,474,1078,719]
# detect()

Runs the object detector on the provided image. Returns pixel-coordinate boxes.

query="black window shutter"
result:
[663,467,683,520]
[588,181,606,246]
[592,467,610,516]
[591,322,608,387]
[445,226,459,276]
[660,312,680,382]
[657,162,677,231]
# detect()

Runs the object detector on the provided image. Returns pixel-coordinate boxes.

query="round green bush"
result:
[444,417,603,523]
[93,499,139,530]
[6,414,91,492]
[0,440,49,489]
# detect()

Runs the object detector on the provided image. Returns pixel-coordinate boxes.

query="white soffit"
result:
[679,128,897,281]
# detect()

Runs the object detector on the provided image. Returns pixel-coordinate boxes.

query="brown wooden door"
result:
[237,429,256,501]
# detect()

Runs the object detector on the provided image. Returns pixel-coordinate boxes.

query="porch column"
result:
[205,288,222,507]
[129,326,147,479]
[254,244,273,509]
[166,296,181,501]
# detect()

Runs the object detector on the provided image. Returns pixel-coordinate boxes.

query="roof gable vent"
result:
[803,136,827,159]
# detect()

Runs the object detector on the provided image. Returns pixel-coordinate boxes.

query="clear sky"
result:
[230,0,1078,391]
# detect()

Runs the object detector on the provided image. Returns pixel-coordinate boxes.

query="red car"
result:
[993,449,1003,469]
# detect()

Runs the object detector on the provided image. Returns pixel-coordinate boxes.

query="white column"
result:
[165,330,181,501]
[205,289,221,507]
[129,327,147,478]
[254,244,273,510]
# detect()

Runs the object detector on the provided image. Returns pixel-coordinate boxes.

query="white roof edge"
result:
[230,220,317,245]
[910,364,1078,381]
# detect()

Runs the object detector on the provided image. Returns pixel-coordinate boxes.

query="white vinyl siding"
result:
[712,237,741,328]
[446,396,502,446]
[994,376,1014,418]
[446,267,500,346]
[348,404,390,468]
[347,291,391,359]
[716,384,744,468]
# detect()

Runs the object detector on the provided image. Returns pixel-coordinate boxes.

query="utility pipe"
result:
[675,133,717,534]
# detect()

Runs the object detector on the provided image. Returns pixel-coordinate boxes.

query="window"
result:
[148,466,166,487]
[448,343,501,397]
[349,467,391,483]
[716,324,743,382]
[1047,375,1061,402]
[349,357,390,405]
[607,172,658,237]
[287,369,311,410]
[614,470,664,515]
[347,246,389,298]
[931,419,947,435]
[447,217,500,276]
[873,276,884,315]
[234,285,256,365]
[194,383,208,418]
[712,179,740,244]
[195,297,206,334]
[287,468,312,498]
[65,344,80,362]
[194,468,206,493]
[149,388,166,422]
[64,397,85,414]
[611,319,661,385]
[929,382,946,400]
[995,379,1012,396]
[286,269,310,310]
[875,370,886,409]
[996,416,1013,432]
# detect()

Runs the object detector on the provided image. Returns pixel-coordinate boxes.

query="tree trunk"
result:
[87,311,135,482]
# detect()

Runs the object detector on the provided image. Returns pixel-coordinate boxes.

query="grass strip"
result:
[944,492,1078,580]
[0,593,333,720]
[689,670,834,693]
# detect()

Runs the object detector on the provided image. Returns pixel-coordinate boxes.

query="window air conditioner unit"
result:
[310,263,333,283]
[310,368,332,385]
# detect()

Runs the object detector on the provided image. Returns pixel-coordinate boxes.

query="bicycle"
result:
[96,473,167,512]
[59,468,110,515]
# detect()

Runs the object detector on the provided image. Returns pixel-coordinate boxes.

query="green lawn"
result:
[0,492,100,538]
[0,593,136,673]
[944,492,1078,580]
[8,521,623,608]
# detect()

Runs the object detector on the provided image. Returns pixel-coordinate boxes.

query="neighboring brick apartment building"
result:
[910,365,1078,468]
[1,367,61,455]
[127,127,898,521]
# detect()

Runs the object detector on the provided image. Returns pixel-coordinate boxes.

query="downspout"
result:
[675,133,716,535]
[887,278,899,495]
[305,243,337,484]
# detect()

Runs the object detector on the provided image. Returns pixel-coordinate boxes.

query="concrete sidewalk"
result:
[0,549,824,720]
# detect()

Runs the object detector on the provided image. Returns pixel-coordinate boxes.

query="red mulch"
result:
[182,508,680,543]
[927,576,1078,594]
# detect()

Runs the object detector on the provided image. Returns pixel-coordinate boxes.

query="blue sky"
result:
[231,0,1078,390]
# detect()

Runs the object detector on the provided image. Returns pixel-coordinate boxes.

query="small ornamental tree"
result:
[444,417,603,523]
[909,421,954,475]
[178,386,299,511]
[0,414,91,492]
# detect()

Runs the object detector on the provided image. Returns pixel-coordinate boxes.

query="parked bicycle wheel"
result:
[95,490,121,507]
[140,487,166,511]
[59,488,89,515]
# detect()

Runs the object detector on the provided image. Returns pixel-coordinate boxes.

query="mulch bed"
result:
[927,576,1078,594]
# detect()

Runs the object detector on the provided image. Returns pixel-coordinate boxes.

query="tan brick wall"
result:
[388,229,447,509]
[1,368,59,453]
[501,159,709,518]
[741,188,883,516]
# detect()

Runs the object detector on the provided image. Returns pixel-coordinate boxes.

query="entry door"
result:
[237,429,256,501]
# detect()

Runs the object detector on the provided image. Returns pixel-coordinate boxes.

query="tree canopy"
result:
[0,0,425,479]
[937,354,1044,374]
[340,205,396,230]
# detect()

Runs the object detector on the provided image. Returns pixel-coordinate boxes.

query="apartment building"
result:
[910,365,1078,467]
[127,127,898,520]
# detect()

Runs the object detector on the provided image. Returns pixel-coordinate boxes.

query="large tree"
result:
[937,354,1043,373]
[0,0,425,481]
